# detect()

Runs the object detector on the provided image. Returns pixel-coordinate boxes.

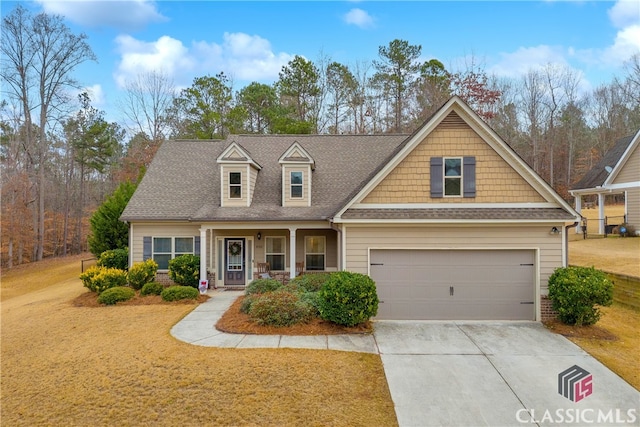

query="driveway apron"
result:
[374,321,640,427]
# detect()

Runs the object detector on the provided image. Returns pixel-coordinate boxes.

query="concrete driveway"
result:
[374,321,639,427]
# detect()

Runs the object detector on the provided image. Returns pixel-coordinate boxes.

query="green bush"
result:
[80,266,128,293]
[127,259,158,290]
[161,285,199,301]
[548,266,614,326]
[168,254,200,288]
[97,248,129,271]
[141,281,164,296]
[317,271,379,327]
[240,294,258,314]
[98,286,135,305]
[248,290,315,327]
[288,273,331,292]
[245,278,282,295]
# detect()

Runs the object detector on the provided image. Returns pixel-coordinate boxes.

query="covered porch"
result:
[198,222,340,288]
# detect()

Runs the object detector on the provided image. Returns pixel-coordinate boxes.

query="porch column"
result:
[574,195,582,234]
[199,228,207,282]
[598,193,605,234]
[289,227,297,279]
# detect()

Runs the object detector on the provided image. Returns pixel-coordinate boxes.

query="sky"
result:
[3,0,640,125]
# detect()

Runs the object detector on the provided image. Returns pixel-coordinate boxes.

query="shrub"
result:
[317,271,379,327]
[288,273,331,292]
[548,266,614,326]
[161,285,199,301]
[88,180,136,256]
[248,290,315,327]
[240,294,258,314]
[98,286,135,305]
[617,223,637,237]
[245,278,282,295]
[80,266,128,293]
[80,266,102,290]
[141,281,164,296]
[168,254,200,288]
[127,259,158,290]
[97,248,129,271]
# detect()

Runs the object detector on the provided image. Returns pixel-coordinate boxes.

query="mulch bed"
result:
[215,295,373,336]
[542,319,618,341]
[71,290,210,307]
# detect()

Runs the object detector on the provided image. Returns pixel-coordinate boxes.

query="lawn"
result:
[1,258,397,427]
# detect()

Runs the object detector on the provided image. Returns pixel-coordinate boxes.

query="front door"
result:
[225,238,245,286]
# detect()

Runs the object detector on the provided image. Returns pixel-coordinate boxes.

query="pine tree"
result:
[87,181,137,256]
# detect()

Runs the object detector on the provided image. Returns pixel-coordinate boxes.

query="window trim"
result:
[265,236,286,271]
[152,236,195,270]
[443,157,463,197]
[229,171,242,199]
[290,171,303,199]
[304,235,326,271]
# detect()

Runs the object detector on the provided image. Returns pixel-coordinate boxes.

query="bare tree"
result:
[119,70,175,142]
[1,5,96,260]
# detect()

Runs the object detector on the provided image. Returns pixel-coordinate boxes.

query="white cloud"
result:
[83,84,105,107]
[603,24,640,63]
[608,0,640,29]
[114,32,295,89]
[343,8,375,29]
[489,45,570,78]
[36,0,167,31]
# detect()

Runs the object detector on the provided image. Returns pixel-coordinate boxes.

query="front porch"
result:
[198,223,340,289]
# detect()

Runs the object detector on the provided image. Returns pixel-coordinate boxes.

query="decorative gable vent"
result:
[279,141,315,207]
[217,141,262,207]
[438,111,468,129]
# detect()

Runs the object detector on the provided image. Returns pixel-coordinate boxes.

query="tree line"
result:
[2,5,639,268]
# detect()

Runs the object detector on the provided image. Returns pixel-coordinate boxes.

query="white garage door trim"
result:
[368,247,540,321]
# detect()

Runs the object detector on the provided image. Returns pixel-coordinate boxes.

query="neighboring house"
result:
[570,130,640,235]
[120,96,579,321]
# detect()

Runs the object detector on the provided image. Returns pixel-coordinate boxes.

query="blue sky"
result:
[3,0,640,124]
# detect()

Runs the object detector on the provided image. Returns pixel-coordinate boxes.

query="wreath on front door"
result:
[229,242,242,256]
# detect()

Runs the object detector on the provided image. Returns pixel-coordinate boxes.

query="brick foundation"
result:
[540,295,558,321]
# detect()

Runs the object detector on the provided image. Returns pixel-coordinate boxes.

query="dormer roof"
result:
[279,141,315,169]
[217,141,262,170]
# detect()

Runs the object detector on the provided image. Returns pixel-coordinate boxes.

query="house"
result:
[570,130,640,235]
[120,96,580,321]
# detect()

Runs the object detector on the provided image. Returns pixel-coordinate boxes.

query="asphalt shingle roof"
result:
[571,134,634,191]
[120,134,410,222]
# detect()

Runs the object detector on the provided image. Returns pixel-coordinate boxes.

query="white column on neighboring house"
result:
[598,193,605,234]
[575,195,582,233]
[289,227,297,279]
[200,227,207,282]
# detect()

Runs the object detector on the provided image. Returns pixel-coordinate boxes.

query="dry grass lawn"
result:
[544,304,640,390]
[1,258,397,426]
[568,237,640,277]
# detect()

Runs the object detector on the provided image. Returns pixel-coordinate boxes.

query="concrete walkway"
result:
[172,290,640,427]
[170,290,378,353]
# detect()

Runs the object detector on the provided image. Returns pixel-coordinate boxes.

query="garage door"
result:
[370,249,535,320]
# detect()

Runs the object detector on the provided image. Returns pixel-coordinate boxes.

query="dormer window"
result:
[229,172,242,198]
[291,171,303,198]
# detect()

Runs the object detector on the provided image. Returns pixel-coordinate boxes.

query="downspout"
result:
[565,221,579,266]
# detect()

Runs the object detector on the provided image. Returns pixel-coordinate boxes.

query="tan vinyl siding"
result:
[131,223,201,264]
[283,165,310,207]
[344,225,562,293]
[362,120,546,204]
[249,166,259,205]
[613,145,639,184]
[626,188,640,227]
[221,165,248,207]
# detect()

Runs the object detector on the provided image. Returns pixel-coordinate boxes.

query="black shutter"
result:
[194,236,201,256]
[463,157,476,198]
[430,157,443,198]
[143,236,152,261]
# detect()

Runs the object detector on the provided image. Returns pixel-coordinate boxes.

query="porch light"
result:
[257,232,261,240]
[549,227,560,235]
